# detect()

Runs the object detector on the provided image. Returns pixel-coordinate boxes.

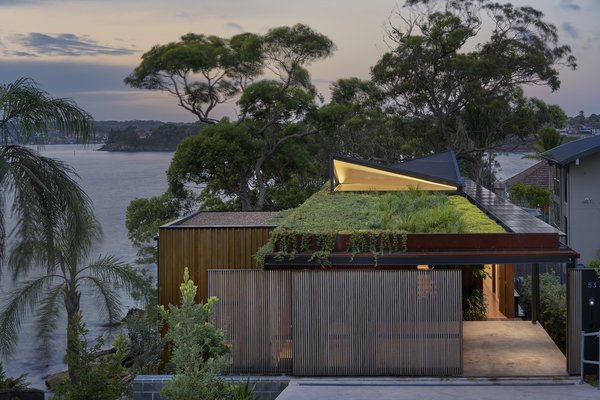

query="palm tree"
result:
[523,127,565,159]
[0,209,148,382]
[0,77,93,144]
[0,78,145,382]
[0,78,94,267]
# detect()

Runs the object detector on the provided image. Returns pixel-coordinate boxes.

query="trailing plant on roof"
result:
[254,190,502,267]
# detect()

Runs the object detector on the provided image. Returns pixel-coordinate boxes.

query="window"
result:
[552,166,561,197]
[552,200,561,228]
[564,167,569,203]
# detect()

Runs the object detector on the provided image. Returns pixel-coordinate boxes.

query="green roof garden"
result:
[273,189,504,234]
[257,189,505,267]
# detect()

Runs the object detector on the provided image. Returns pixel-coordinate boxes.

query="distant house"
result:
[494,160,550,201]
[542,135,600,265]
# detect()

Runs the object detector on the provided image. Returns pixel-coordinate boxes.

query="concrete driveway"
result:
[276,377,598,400]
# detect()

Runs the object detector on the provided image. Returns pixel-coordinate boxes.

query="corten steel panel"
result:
[158,227,273,307]
[568,269,582,375]
[292,270,463,376]
[209,270,293,374]
[406,233,559,250]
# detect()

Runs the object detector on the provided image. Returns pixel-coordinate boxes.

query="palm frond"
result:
[0,275,58,356]
[35,283,65,357]
[81,256,149,297]
[80,275,122,325]
[0,145,99,277]
[0,77,94,145]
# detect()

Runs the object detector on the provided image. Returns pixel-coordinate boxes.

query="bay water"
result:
[0,145,173,390]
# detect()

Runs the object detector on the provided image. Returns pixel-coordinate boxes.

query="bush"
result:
[519,272,566,352]
[52,314,129,400]
[159,268,231,400]
[509,182,551,208]
[463,288,487,321]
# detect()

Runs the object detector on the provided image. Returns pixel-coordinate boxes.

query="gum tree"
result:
[371,0,576,182]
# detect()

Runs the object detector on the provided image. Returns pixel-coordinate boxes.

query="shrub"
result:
[463,288,487,321]
[159,268,231,400]
[509,182,552,208]
[519,272,566,352]
[52,314,129,400]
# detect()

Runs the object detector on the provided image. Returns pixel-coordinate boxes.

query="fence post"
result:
[581,330,584,384]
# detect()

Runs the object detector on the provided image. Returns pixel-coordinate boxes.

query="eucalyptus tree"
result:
[371,0,576,182]
[128,24,336,211]
[0,78,94,265]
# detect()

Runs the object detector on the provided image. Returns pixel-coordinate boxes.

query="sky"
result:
[0,0,598,122]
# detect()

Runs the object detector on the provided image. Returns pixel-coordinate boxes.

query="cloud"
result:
[562,22,579,39]
[225,22,244,31]
[560,0,581,11]
[10,33,137,56]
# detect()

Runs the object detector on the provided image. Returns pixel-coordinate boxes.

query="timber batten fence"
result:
[209,269,462,376]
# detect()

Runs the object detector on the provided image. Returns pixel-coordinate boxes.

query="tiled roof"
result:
[504,161,550,189]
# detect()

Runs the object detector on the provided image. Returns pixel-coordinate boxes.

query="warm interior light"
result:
[333,159,457,192]
[417,264,430,270]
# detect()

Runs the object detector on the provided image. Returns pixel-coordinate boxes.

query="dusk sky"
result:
[1,0,598,122]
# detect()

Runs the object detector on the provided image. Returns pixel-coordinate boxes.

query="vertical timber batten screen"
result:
[209,270,293,374]
[568,269,582,375]
[293,270,462,376]
[209,269,462,376]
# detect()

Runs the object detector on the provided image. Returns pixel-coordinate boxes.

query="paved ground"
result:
[463,321,567,376]
[276,378,598,400]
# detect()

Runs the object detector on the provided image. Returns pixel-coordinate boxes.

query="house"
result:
[542,135,600,265]
[158,151,580,377]
[494,160,550,202]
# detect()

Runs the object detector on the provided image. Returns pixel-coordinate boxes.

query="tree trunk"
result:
[254,156,267,211]
[64,288,81,384]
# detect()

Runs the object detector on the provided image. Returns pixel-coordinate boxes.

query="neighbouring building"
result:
[542,135,600,265]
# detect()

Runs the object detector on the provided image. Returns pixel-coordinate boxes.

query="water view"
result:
[0,145,173,390]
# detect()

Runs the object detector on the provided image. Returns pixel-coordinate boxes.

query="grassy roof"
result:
[275,189,505,234]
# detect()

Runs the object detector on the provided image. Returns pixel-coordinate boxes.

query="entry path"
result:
[276,377,598,400]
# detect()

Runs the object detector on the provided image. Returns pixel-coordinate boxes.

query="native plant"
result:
[0,362,29,390]
[52,314,129,400]
[519,272,566,352]
[463,288,488,321]
[159,268,231,400]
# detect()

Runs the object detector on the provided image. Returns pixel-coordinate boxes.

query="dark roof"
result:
[330,151,463,190]
[462,178,562,235]
[163,211,279,228]
[392,150,463,188]
[541,135,600,166]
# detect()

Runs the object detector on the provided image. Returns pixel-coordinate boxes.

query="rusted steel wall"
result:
[209,269,462,376]
[158,227,273,307]
[209,270,293,374]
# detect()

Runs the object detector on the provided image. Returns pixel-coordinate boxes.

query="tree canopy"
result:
[368,0,576,180]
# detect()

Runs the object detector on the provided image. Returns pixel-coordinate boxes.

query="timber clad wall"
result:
[209,269,462,376]
[158,227,273,307]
